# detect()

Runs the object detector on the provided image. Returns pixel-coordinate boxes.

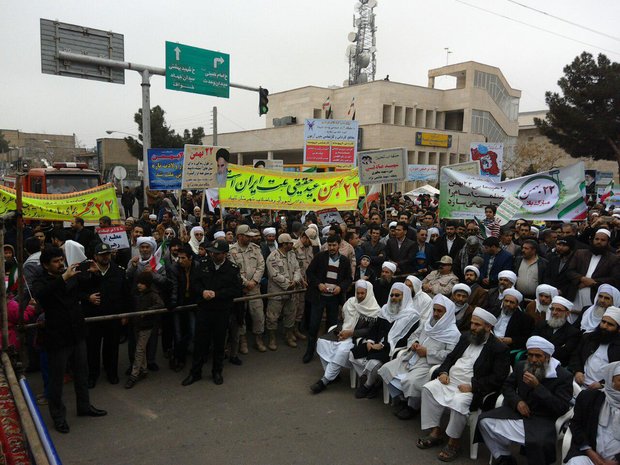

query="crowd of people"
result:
[2,189,620,465]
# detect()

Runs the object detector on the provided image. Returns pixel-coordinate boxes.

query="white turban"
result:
[388,221,397,229]
[149,214,157,220]
[264,227,277,236]
[526,336,555,356]
[502,288,523,303]
[136,236,157,251]
[472,307,497,326]
[551,295,574,311]
[530,226,540,238]
[498,270,517,284]
[382,261,397,273]
[596,228,611,238]
[452,283,471,296]
[355,279,369,290]
[464,265,480,279]
[426,227,439,242]
[214,231,226,239]
[603,306,620,325]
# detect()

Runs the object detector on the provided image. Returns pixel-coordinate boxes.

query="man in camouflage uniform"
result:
[293,229,316,341]
[229,225,266,352]
[265,233,303,350]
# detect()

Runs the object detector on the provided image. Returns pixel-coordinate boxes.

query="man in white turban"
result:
[532,295,581,366]
[417,307,510,461]
[379,294,460,419]
[373,261,397,307]
[487,270,518,316]
[494,288,534,351]
[580,284,620,332]
[311,281,381,394]
[349,282,420,399]
[524,284,558,325]
[476,336,573,465]
[404,275,433,325]
[564,361,620,465]
[261,227,278,259]
[463,265,489,311]
[450,283,474,332]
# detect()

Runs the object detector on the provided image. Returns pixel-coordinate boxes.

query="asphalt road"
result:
[26,339,499,465]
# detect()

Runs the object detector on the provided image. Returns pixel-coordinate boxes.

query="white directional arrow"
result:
[174,46,181,61]
[213,57,224,69]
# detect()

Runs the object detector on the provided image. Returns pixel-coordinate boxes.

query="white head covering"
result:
[551,295,574,311]
[426,227,439,242]
[596,228,611,238]
[382,261,397,273]
[388,221,397,229]
[472,307,497,326]
[405,275,433,325]
[341,281,381,331]
[321,225,331,236]
[502,288,523,304]
[526,335,555,355]
[405,275,420,294]
[264,227,277,237]
[136,236,157,252]
[498,270,517,284]
[380,282,420,356]
[149,214,157,220]
[600,361,620,439]
[581,284,620,332]
[213,231,226,240]
[530,226,540,238]
[452,283,471,296]
[424,295,461,344]
[535,284,558,316]
[603,306,620,326]
[63,240,87,267]
[464,265,480,279]
[189,226,204,254]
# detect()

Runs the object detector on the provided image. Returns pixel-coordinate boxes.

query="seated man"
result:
[311,280,381,394]
[580,284,620,333]
[571,307,620,389]
[349,282,420,399]
[532,296,581,367]
[374,262,397,307]
[463,265,488,310]
[404,275,433,325]
[494,288,535,352]
[564,361,620,465]
[476,336,573,465]
[524,284,558,325]
[487,270,518,317]
[451,283,474,332]
[379,294,460,420]
[416,308,510,461]
[421,256,460,297]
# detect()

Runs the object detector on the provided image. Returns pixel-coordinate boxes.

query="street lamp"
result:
[106,130,139,138]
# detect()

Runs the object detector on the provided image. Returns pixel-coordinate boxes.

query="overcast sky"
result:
[2,0,619,148]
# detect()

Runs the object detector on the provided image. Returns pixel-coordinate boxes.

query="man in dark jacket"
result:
[493,289,535,352]
[384,221,417,274]
[32,247,106,434]
[182,239,242,386]
[480,237,514,289]
[532,296,581,367]
[434,220,466,262]
[303,235,352,363]
[544,237,575,298]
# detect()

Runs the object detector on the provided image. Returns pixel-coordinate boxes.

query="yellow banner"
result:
[220,164,365,211]
[0,183,121,221]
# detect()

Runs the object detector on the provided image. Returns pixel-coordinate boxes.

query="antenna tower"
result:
[346,0,377,86]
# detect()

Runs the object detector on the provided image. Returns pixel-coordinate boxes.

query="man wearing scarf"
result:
[533,296,581,367]
[580,284,620,332]
[188,226,205,256]
[417,308,510,461]
[494,288,535,351]
[379,294,460,419]
[487,270,518,317]
[311,280,381,394]
[451,284,474,332]
[476,336,573,465]
[525,284,558,325]
[565,361,620,465]
[404,275,433,325]
[349,282,420,399]
[571,307,620,389]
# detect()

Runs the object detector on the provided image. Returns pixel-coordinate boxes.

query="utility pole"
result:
[212,106,218,146]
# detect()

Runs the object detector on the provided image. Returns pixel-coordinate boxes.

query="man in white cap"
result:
[580,284,620,332]
[417,307,510,461]
[567,228,620,312]
[487,270,518,317]
[404,275,433,325]
[494,288,534,351]
[571,306,620,389]
[463,265,488,310]
[265,233,303,351]
[260,227,278,261]
[374,261,397,307]
[525,284,558,325]
[450,283,474,332]
[476,335,573,465]
[379,294,460,419]
[532,295,581,366]
[349,282,420,399]
[564,361,620,465]
[421,256,459,298]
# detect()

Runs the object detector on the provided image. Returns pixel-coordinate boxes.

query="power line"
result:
[506,0,620,43]
[454,0,620,57]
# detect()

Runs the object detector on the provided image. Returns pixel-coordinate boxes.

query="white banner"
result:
[96,226,130,250]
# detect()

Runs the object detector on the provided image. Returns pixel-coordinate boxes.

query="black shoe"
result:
[147,362,159,372]
[495,456,517,465]
[107,374,119,385]
[181,373,201,386]
[87,378,96,389]
[54,420,70,434]
[310,380,327,394]
[125,366,131,376]
[355,384,370,399]
[212,372,224,385]
[173,362,185,373]
[124,377,137,389]
[77,405,107,417]
[366,381,382,399]
[302,349,314,364]
[396,406,419,420]
[229,356,243,366]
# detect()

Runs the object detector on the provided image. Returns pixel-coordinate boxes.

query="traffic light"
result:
[258,87,269,116]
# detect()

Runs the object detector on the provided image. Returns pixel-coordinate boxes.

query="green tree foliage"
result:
[535,52,620,174]
[125,105,205,159]
[0,131,9,153]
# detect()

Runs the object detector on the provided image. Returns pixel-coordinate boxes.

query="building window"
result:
[471,109,517,160]
[394,106,403,125]
[405,108,414,126]
[382,105,392,124]
[313,108,322,119]
[473,70,519,121]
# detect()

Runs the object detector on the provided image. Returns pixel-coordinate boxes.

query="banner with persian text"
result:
[0,183,121,221]
[219,164,364,211]
[439,162,587,221]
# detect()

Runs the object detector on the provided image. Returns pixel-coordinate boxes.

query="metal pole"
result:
[213,106,218,146]
[0,218,8,350]
[141,69,151,208]
[16,168,26,361]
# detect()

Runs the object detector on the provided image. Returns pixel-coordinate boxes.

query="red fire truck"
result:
[3,162,102,194]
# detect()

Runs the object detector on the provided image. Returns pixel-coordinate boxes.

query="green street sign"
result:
[165,41,229,98]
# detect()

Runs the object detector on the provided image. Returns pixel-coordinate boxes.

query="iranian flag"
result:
[150,241,166,271]
[360,184,381,217]
[600,180,614,204]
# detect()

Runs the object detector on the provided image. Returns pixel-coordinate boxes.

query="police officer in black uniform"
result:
[182,239,243,386]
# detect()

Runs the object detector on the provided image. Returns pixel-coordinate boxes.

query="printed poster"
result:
[96,226,130,250]
[148,148,184,190]
[358,148,407,186]
[407,164,439,182]
[181,145,229,189]
[470,142,503,182]
[304,119,358,165]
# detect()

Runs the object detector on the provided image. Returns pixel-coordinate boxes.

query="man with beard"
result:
[455,236,483,281]
[434,221,466,262]
[349,282,420,399]
[567,229,620,312]
[260,227,278,261]
[571,307,620,389]
[580,284,620,332]
[545,236,575,298]
[450,284,474,332]
[476,336,573,465]
[379,294,460,419]
[487,270,518,317]
[311,280,381,394]
[422,256,460,297]
[464,265,488,310]
[533,296,581,366]
[494,288,534,351]
[564,361,620,465]
[525,284,558,325]
[481,237,514,290]
[404,275,433,325]
[374,262,397,307]
[417,308,510,461]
